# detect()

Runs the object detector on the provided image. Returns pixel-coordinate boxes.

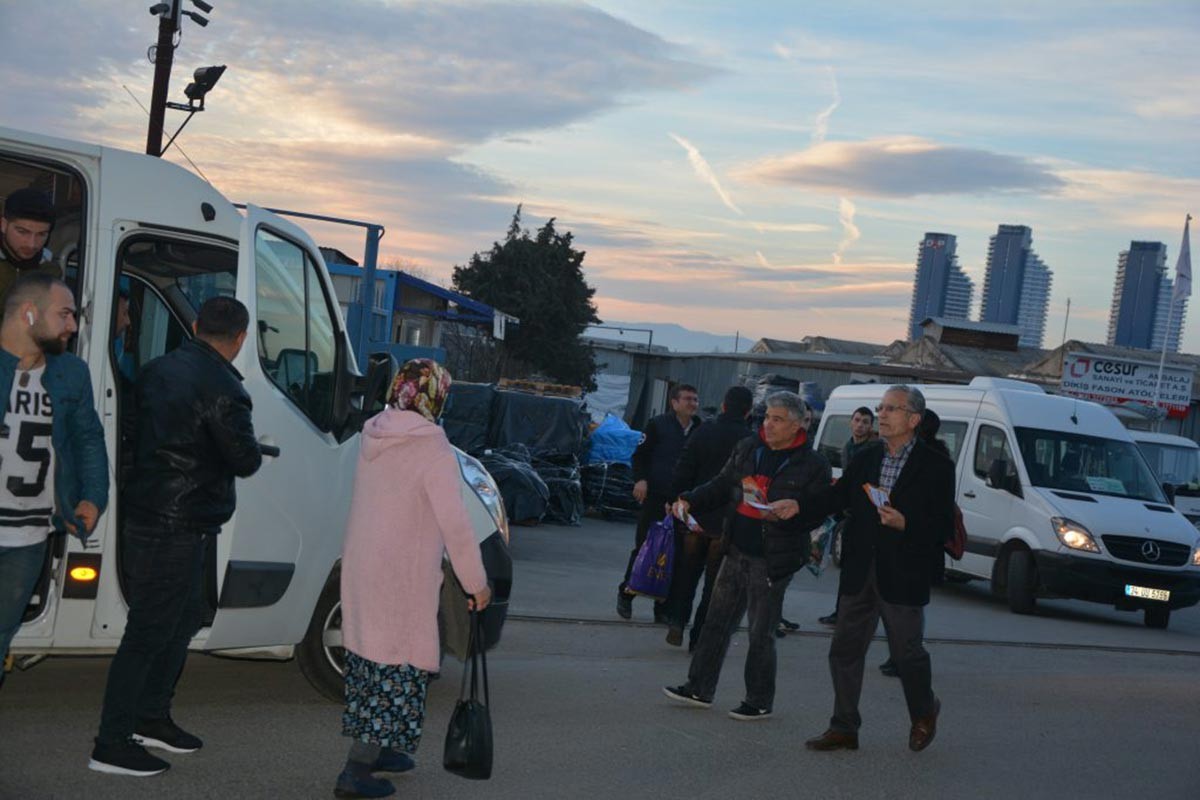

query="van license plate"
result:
[1125,585,1170,602]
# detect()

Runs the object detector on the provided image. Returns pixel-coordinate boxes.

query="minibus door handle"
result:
[962,491,977,499]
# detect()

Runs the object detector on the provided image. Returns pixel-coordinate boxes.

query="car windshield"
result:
[1135,441,1200,487]
[1014,427,1166,503]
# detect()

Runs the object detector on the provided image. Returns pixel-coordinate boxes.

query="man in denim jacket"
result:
[0,273,108,686]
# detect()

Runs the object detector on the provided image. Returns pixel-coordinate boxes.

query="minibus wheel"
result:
[1006,549,1037,615]
[1144,606,1170,629]
[297,567,345,702]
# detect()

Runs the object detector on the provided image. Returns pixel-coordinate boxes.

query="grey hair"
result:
[886,384,926,416]
[765,391,808,423]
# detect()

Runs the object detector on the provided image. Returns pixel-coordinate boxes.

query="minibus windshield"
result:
[1014,427,1167,503]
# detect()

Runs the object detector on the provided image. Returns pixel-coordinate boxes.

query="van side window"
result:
[973,425,1015,480]
[817,414,851,469]
[254,229,339,431]
[0,157,86,329]
[939,420,969,464]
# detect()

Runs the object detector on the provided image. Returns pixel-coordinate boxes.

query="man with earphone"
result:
[0,272,108,690]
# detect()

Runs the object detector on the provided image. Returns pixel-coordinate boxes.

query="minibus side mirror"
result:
[340,351,397,437]
[987,459,1022,497]
[1162,482,1177,504]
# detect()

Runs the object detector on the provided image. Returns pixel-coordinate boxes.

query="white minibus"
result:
[2,126,510,699]
[816,378,1200,628]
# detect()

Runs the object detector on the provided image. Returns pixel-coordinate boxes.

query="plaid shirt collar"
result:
[879,437,916,492]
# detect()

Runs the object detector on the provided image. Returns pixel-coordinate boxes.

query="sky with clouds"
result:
[1,0,1196,350]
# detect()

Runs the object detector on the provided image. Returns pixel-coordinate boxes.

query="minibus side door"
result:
[203,206,359,650]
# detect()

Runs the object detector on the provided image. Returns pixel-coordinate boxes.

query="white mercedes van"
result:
[816,377,1200,628]
[1,126,510,699]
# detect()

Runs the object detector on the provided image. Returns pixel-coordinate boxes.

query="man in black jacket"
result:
[91,297,263,778]
[664,385,754,649]
[664,392,830,720]
[804,385,955,754]
[617,383,700,621]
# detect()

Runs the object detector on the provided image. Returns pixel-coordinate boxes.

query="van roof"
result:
[826,378,1131,439]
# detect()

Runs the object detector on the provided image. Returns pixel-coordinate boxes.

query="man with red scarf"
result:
[663,392,830,720]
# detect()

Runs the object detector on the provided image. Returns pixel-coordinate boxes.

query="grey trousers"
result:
[686,548,791,710]
[828,562,936,732]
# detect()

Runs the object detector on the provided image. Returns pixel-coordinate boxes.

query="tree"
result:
[453,207,601,389]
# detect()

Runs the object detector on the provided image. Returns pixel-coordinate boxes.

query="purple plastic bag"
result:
[626,514,675,600]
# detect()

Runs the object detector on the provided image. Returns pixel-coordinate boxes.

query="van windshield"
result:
[1014,427,1166,503]
[1135,441,1200,490]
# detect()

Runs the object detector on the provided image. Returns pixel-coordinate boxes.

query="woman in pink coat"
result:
[334,359,491,799]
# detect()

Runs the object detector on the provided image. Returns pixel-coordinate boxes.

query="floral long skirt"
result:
[341,651,430,751]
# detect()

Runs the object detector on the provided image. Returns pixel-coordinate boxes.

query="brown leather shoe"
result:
[805,729,859,751]
[909,699,941,752]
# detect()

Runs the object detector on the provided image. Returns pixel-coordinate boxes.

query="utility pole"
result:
[146,2,182,157]
[145,1,215,157]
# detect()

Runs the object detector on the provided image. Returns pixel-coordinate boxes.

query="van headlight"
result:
[1051,517,1100,553]
[458,453,509,543]
[1192,540,1200,567]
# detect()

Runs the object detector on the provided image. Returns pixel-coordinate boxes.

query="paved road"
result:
[3,518,1199,799]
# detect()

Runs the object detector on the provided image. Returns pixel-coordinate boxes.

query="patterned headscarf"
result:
[387,358,452,422]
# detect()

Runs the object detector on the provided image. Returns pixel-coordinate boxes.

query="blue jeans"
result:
[0,539,49,660]
[686,547,791,710]
[96,521,209,744]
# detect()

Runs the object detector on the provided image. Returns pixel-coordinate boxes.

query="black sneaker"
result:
[88,739,170,777]
[779,617,800,631]
[818,612,838,626]
[133,717,203,754]
[616,589,633,620]
[879,659,899,678]
[728,702,772,721]
[662,684,712,708]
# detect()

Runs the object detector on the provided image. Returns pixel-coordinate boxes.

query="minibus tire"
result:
[1006,549,1037,615]
[1144,606,1170,629]
[297,568,345,703]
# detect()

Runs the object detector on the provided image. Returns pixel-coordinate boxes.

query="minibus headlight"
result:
[1051,516,1100,553]
[1192,540,1200,567]
[458,453,509,543]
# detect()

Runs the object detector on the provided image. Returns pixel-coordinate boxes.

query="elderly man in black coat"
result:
[804,384,955,754]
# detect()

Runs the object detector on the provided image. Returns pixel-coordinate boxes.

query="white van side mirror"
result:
[987,459,1022,497]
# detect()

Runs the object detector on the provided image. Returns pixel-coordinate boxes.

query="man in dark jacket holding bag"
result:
[664,385,754,650]
[804,385,955,754]
[91,296,264,778]
[664,392,830,720]
[617,383,701,621]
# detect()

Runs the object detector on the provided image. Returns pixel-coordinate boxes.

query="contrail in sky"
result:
[812,66,840,143]
[669,133,743,216]
[833,196,860,265]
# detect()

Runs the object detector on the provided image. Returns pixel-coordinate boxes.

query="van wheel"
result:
[1006,550,1037,615]
[1144,606,1170,629]
[296,567,345,703]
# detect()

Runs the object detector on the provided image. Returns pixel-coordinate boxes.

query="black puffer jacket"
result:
[671,411,754,537]
[123,338,263,531]
[682,435,831,581]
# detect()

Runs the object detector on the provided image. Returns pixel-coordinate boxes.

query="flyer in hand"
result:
[862,483,890,509]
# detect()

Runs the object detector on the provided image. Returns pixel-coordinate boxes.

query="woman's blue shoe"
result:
[373,748,415,773]
[333,769,395,798]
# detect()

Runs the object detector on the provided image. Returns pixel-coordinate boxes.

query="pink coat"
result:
[340,408,488,672]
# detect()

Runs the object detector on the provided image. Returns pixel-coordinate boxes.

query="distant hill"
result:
[588,322,750,353]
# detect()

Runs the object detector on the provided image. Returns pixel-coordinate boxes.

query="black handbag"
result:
[443,611,493,780]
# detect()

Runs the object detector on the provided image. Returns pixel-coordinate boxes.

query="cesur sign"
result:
[1061,352,1194,418]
